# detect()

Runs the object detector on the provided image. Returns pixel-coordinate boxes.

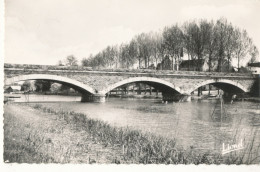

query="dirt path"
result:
[4,103,122,163]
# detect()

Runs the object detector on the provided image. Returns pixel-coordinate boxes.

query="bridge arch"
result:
[185,79,249,94]
[5,74,96,95]
[100,77,183,95]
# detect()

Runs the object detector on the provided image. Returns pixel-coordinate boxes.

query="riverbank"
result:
[237,97,260,103]
[4,104,123,163]
[4,103,259,164]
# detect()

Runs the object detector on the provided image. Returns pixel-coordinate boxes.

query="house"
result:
[179,59,208,71]
[248,62,260,74]
[4,86,22,93]
[156,56,172,70]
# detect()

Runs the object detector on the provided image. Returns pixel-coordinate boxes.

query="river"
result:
[8,94,260,155]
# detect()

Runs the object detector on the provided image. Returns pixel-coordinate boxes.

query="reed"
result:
[29,103,229,164]
[4,112,56,163]
[5,103,259,164]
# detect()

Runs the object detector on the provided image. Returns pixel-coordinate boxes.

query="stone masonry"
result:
[4,64,257,102]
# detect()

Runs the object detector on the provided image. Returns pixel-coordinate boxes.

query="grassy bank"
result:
[4,104,122,163]
[4,103,260,164]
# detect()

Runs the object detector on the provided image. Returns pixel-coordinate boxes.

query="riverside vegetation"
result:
[4,103,260,164]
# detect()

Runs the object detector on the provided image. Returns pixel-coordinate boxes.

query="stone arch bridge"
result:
[4,64,257,102]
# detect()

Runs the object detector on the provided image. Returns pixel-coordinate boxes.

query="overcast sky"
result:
[4,0,260,65]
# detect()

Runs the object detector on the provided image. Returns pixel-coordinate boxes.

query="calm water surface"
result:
[12,94,260,154]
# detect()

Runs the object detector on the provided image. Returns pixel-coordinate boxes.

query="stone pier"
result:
[81,93,106,103]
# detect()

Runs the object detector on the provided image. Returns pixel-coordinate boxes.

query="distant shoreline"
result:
[4,92,260,103]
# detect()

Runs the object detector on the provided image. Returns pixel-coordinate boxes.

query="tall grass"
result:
[4,111,56,163]
[29,104,229,164]
[5,103,259,164]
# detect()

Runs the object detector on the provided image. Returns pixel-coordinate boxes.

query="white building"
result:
[248,62,260,74]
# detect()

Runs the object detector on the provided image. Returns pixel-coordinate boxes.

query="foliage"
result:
[21,81,32,91]
[163,24,184,70]
[59,55,78,66]
[76,18,258,72]
[50,83,62,93]
[66,55,78,66]
[34,80,52,92]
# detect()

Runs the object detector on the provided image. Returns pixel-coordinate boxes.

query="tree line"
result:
[59,18,258,72]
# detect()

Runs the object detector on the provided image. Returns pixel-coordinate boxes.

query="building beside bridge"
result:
[4,86,22,94]
[248,62,260,74]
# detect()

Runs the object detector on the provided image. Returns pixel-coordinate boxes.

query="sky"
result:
[4,0,260,65]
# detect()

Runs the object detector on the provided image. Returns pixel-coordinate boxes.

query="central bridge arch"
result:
[5,74,96,95]
[100,77,183,95]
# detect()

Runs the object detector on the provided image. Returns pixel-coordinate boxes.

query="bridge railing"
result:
[4,63,92,71]
[4,63,255,77]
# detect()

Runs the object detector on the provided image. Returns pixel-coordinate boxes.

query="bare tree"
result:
[163,24,184,70]
[182,20,208,71]
[57,60,64,66]
[112,45,120,68]
[83,17,258,73]
[233,29,252,70]
[135,33,151,68]
[65,55,78,66]
[183,22,197,71]
[203,20,217,72]
[214,19,229,72]
[249,45,259,63]
[81,54,92,66]
[128,39,138,68]
[224,22,236,71]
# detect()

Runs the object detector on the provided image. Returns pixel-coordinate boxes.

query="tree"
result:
[21,81,31,91]
[34,80,52,92]
[233,29,252,70]
[163,24,184,70]
[81,55,92,67]
[119,44,136,69]
[185,20,211,71]
[112,45,120,68]
[148,31,164,68]
[161,55,172,70]
[82,18,259,72]
[155,32,165,69]
[214,19,228,72]
[92,52,106,69]
[65,55,78,66]
[249,45,259,63]
[50,83,62,93]
[60,84,71,94]
[223,22,236,71]
[183,22,196,71]
[58,60,64,66]
[128,39,138,67]
[203,20,217,72]
[197,20,210,71]
[135,33,151,68]
[103,46,113,68]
